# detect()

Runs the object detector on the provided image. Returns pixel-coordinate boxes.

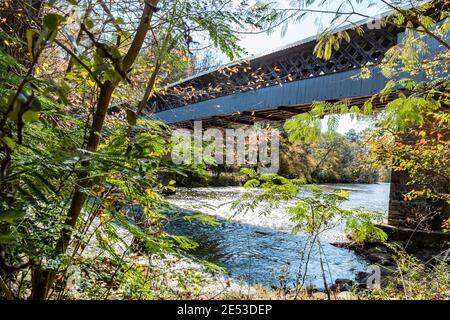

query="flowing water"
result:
[164,183,390,289]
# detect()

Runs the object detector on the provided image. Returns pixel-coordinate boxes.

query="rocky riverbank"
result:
[330,238,449,295]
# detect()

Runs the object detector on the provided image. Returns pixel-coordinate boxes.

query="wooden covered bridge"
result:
[149,2,449,237]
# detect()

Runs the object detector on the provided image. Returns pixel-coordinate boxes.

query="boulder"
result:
[330,279,354,292]
[367,252,395,266]
[355,271,369,282]
[335,278,354,286]
[367,246,388,255]
[379,265,396,276]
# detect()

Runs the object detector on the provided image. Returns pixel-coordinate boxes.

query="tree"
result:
[284,0,449,230]
[231,169,386,299]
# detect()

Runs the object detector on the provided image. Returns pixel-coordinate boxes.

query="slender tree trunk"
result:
[30,0,160,299]
[137,61,161,114]
[0,273,13,300]
[30,269,53,300]
[60,82,114,251]
[318,240,331,300]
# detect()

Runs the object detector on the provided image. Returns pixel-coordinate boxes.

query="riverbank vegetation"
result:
[179,129,391,188]
[229,168,448,300]
[0,0,449,300]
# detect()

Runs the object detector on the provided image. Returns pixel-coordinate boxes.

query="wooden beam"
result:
[277,106,310,115]
[223,116,255,126]
[242,111,285,122]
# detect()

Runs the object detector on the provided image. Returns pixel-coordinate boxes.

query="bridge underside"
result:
[152,64,399,129]
[168,94,387,129]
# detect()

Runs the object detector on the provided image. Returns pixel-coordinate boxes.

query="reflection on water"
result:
[165,183,390,289]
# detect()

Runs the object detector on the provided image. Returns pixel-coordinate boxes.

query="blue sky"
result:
[238,0,382,56]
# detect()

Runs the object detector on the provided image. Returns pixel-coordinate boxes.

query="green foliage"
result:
[278,130,389,184]
[345,211,388,243]
[230,168,304,216]
[288,186,386,244]
[361,245,450,300]
[289,186,351,236]
[232,171,387,298]
[0,0,287,300]
[284,1,449,144]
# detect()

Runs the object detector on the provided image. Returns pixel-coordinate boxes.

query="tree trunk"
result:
[30,268,53,300]
[60,82,115,251]
[137,61,161,114]
[31,0,160,299]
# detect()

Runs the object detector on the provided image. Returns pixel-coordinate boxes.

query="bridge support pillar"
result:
[385,169,450,247]
[388,133,449,232]
[388,170,449,231]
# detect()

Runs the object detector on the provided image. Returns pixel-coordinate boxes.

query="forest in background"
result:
[180,128,391,188]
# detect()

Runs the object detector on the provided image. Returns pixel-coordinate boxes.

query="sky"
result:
[231,0,391,134]
[237,0,379,56]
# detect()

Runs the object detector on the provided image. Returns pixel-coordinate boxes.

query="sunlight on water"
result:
[165,183,390,289]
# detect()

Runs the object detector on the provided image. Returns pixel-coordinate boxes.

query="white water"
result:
[165,183,390,289]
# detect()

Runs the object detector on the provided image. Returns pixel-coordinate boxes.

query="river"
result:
[164,183,390,289]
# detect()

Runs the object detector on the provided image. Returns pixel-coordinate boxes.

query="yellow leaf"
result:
[337,190,350,200]
[26,29,35,59]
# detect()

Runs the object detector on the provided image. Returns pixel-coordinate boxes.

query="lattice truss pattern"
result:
[150,25,400,112]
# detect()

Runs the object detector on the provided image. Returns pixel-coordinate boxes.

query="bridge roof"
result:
[167,9,399,88]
